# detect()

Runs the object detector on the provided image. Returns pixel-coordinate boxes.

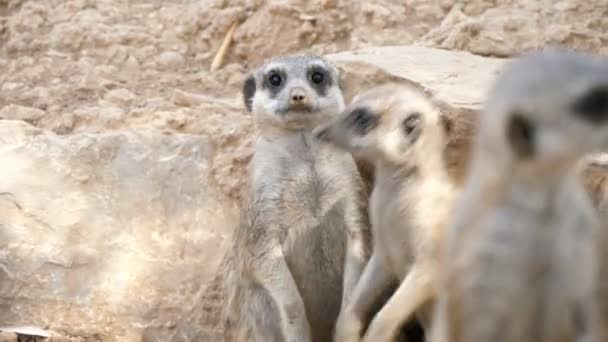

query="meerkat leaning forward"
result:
[221,55,369,342]
[314,83,456,341]
[430,49,608,342]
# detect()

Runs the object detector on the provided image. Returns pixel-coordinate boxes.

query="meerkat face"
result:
[314,84,449,165]
[482,49,608,174]
[242,55,345,130]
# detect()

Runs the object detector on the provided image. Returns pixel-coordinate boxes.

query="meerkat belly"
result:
[374,208,415,279]
[285,201,348,341]
[457,214,563,340]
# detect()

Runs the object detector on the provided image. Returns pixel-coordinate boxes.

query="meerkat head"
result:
[313,83,451,166]
[242,55,345,131]
[478,49,608,178]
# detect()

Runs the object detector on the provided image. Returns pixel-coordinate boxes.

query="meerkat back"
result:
[222,55,368,342]
[434,49,608,342]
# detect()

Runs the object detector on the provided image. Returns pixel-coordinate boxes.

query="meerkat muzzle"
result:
[288,87,313,112]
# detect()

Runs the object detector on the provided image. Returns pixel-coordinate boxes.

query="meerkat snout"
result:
[288,86,312,111]
[290,87,307,103]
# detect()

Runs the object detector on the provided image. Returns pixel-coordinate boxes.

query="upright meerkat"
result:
[314,83,456,341]
[430,49,608,342]
[221,55,369,342]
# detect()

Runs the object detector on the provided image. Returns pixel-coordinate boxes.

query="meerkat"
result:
[220,55,369,342]
[579,157,608,342]
[429,49,608,342]
[314,83,456,342]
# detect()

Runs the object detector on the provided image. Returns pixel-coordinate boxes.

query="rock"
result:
[104,88,136,107]
[0,120,237,341]
[327,45,507,184]
[171,89,206,107]
[0,104,46,122]
[421,2,608,58]
[156,51,185,70]
[0,326,50,340]
[328,45,506,109]
[0,332,17,342]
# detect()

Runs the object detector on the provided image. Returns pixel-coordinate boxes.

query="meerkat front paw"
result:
[335,309,363,342]
[361,317,395,342]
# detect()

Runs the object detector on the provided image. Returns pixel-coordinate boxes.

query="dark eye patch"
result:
[262,69,287,98]
[571,86,608,124]
[347,107,378,135]
[307,65,332,96]
[507,111,535,159]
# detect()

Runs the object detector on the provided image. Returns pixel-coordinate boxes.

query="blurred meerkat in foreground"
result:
[314,83,456,341]
[430,49,608,342]
[221,55,369,342]
[579,156,608,342]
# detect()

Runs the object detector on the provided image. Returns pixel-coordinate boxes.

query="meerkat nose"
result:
[290,87,308,105]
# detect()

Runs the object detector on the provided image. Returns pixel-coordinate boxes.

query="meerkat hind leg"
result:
[256,244,312,342]
[362,263,435,342]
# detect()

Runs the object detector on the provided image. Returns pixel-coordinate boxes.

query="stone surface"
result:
[329,45,508,184]
[0,331,17,342]
[328,45,507,110]
[0,120,237,341]
[0,104,46,122]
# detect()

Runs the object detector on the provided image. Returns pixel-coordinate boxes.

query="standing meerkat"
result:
[221,55,370,342]
[314,83,456,342]
[430,49,608,342]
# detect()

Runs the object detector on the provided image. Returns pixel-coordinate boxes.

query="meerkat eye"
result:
[350,108,377,134]
[268,72,282,87]
[311,71,325,84]
[402,113,421,136]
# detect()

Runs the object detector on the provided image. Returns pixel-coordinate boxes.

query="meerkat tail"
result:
[210,21,237,72]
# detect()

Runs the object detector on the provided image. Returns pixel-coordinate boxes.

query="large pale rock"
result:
[327,45,508,183]
[328,45,507,110]
[0,120,237,341]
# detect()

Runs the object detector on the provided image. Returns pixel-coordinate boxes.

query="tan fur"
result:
[578,156,608,342]
[315,84,456,341]
[431,50,608,342]
[221,55,370,342]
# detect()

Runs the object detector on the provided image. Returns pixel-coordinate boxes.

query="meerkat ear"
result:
[243,74,256,112]
[507,112,535,158]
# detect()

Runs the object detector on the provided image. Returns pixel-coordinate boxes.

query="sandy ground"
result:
[1,0,607,205]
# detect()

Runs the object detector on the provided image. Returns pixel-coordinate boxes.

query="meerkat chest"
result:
[370,186,415,277]
[251,137,357,232]
[454,192,599,325]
